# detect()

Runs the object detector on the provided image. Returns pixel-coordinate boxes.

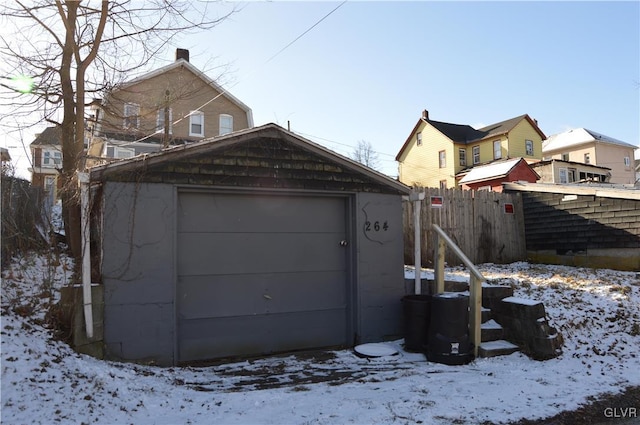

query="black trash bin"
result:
[402,294,431,352]
[427,292,474,365]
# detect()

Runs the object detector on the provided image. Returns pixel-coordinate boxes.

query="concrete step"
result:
[481,319,504,342]
[478,340,520,358]
[482,284,514,310]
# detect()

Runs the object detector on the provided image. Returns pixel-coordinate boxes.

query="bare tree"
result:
[0,0,235,262]
[351,140,381,170]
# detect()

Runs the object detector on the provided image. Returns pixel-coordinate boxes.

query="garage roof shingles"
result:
[90,123,410,195]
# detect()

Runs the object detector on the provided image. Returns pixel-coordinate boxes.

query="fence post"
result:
[410,191,426,294]
[434,234,445,294]
[469,275,481,357]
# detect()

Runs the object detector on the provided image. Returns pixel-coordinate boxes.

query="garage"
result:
[176,192,350,361]
[92,123,411,365]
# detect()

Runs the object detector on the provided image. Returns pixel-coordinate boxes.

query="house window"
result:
[472,146,480,164]
[559,168,568,183]
[106,146,135,159]
[44,176,56,190]
[416,132,422,146]
[493,140,502,159]
[624,156,631,167]
[219,114,233,136]
[459,148,466,166]
[189,111,204,137]
[561,153,569,161]
[439,180,447,189]
[525,139,533,156]
[568,168,576,183]
[123,103,140,129]
[584,153,590,164]
[438,150,446,168]
[43,150,62,167]
[156,108,173,134]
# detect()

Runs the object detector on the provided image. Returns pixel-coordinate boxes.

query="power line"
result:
[118,1,349,147]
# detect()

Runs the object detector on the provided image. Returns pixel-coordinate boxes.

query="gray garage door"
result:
[176,191,350,362]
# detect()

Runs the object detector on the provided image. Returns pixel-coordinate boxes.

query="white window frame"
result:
[189,111,205,137]
[561,153,569,161]
[219,114,233,136]
[472,145,480,164]
[624,156,631,167]
[584,153,590,164]
[156,108,173,134]
[438,150,446,168]
[44,176,56,189]
[568,168,576,183]
[525,139,533,156]
[559,167,568,183]
[459,148,466,166]
[42,149,62,168]
[123,103,140,129]
[416,131,422,146]
[493,140,502,159]
[114,146,135,159]
[106,145,135,159]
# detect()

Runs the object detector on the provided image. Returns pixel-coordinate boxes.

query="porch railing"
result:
[432,223,485,357]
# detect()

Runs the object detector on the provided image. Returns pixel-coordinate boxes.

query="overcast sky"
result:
[2,1,639,179]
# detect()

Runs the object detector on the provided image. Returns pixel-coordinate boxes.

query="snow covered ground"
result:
[2,252,639,424]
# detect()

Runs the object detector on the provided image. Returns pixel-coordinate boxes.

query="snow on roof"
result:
[459,158,522,184]
[543,128,638,152]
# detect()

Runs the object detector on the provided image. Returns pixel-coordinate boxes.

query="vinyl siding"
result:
[545,144,595,164]
[593,144,636,184]
[505,119,543,159]
[398,121,457,188]
[470,140,494,165]
[100,66,249,139]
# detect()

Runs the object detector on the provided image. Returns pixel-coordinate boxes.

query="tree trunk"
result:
[58,0,82,262]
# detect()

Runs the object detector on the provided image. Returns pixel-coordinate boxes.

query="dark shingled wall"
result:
[520,191,640,253]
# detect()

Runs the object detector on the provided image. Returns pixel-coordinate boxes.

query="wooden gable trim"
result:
[395,118,425,161]
[90,123,411,195]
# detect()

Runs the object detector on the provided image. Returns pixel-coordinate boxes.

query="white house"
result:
[542,128,637,185]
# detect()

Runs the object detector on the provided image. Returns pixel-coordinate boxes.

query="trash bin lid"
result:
[354,343,398,358]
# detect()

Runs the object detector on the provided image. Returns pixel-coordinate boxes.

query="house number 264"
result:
[365,221,389,232]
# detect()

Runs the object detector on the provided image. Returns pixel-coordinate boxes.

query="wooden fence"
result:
[403,188,526,267]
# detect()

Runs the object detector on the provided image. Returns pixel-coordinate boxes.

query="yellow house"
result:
[396,110,546,188]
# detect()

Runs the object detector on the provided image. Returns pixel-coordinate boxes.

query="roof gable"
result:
[90,123,410,195]
[109,59,253,126]
[475,114,546,142]
[458,158,538,184]
[395,117,480,161]
[396,113,545,160]
[30,126,61,146]
[543,128,638,152]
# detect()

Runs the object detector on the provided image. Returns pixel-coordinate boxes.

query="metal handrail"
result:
[432,223,484,357]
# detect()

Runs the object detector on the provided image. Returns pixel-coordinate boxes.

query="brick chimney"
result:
[422,109,429,120]
[176,48,189,62]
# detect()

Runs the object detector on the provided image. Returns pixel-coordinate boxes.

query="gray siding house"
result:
[89,123,411,365]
